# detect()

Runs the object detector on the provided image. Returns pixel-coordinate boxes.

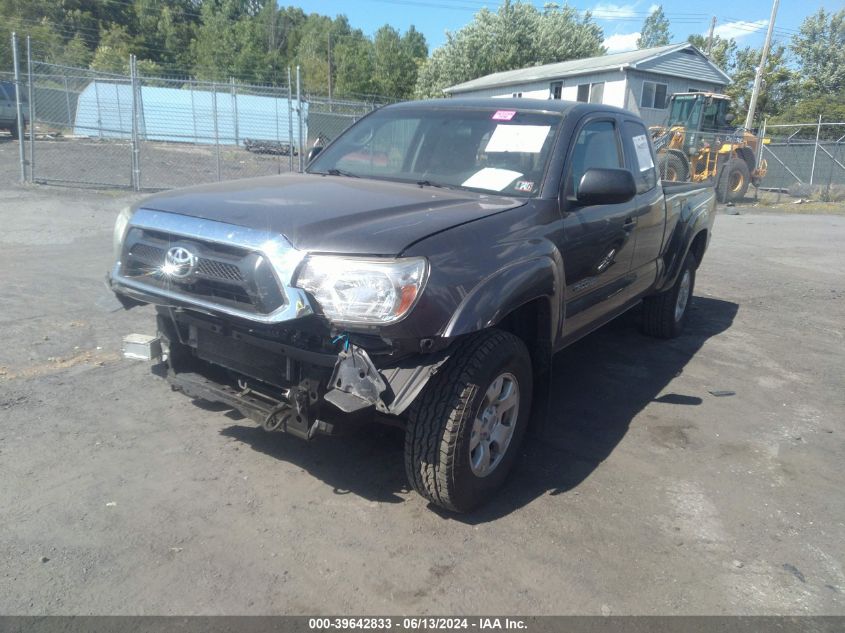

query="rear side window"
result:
[567,119,621,197]
[622,120,657,193]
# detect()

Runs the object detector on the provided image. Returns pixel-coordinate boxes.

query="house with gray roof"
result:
[443,43,731,127]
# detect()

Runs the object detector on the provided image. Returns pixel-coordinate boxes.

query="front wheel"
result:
[641,252,697,339]
[717,158,750,203]
[404,330,532,512]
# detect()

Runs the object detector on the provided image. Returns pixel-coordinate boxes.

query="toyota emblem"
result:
[163,246,198,279]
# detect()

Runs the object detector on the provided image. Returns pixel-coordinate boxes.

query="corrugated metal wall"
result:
[636,48,729,85]
[73,81,307,146]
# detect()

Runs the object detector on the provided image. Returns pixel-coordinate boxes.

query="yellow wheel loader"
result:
[649,92,768,203]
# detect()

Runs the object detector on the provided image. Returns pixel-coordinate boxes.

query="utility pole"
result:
[744,0,779,130]
[706,17,716,57]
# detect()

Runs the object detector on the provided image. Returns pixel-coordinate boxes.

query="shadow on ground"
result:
[219,296,738,521]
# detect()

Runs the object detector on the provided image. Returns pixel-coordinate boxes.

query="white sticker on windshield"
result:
[462,167,523,192]
[632,134,654,171]
[485,124,551,153]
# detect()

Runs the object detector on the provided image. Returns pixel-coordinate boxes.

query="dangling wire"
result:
[332,333,350,352]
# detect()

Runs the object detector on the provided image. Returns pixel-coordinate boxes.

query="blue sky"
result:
[287,0,835,53]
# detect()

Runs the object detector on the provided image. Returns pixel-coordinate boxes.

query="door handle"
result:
[622,217,636,231]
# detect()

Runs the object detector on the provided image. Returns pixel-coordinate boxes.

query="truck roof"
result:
[384,97,635,119]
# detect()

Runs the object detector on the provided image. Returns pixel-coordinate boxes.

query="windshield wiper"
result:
[416,179,451,189]
[322,168,359,178]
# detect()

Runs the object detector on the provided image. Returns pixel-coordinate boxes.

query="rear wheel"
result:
[641,252,697,339]
[658,153,689,182]
[9,122,20,140]
[717,158,750,203]
[404,329,532,513]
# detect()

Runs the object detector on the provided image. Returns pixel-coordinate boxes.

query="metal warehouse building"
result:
[444,43,730,127]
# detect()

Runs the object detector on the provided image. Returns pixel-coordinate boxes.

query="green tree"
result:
[415,0,604,98]
[370,24,427,99]
[637,5,671,49]
[58,33,94,68]
[791,8,845,98]
[333,34,376,97]
[90,24,134,73]
[727,44,795,124]
[536,4,604,65]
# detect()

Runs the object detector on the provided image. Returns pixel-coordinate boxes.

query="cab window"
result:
[567,120,621,198]
[621,120,657,193]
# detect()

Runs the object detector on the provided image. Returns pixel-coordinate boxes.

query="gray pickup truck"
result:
[109,99,715,512]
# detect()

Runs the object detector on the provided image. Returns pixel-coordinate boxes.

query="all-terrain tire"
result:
[404,329,532,513]
[717,158,750,203]
[641,252,697,339]
[658,153,689,182]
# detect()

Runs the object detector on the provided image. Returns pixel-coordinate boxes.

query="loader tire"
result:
[658,153,689,182]
[717,158,750,203]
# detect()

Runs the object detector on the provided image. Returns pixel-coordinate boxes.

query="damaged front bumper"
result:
[149,310,449,439]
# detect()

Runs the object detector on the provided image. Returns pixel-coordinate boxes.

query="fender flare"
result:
[442,255,561,340]
[379,257,561,416]
[657,200,711,292]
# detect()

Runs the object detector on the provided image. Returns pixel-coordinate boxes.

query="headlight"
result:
[293,256,427,324]
[113,206,134,261]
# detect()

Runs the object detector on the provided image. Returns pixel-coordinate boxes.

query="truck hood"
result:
[136,173,525,255]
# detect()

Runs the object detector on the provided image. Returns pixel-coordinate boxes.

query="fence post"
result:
[296,65,303,173]
[810,114,822,185]
[63,74,73,130]
[129,54,141,191]
[26,36,35,184]
[288,67,293,173]
[230,77,239,146]
[93,78,103,139]
[11,32,25,183]
[190,80,197,143]
[275,85,281,175]
[212,81,221,182]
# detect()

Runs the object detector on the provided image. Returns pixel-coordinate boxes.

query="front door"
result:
[559,116,639,342]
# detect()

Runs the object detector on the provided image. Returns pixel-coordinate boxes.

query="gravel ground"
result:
[1,135,844,615]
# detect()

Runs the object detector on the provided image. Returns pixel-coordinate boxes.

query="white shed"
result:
[443,43,731,127]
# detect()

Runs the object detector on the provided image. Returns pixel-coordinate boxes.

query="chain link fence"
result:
[4,38,388,191]
[758,121,845,200]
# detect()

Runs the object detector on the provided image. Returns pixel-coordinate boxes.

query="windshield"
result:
[667,95,702,127]
[308,106,562,197]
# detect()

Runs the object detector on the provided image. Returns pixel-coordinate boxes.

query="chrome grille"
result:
[128,242,245,284]
[112,209,314,325]
[195,258,244,282]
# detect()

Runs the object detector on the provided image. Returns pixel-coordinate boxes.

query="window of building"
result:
[576,82,605,103]
[640,81,668,109]
[576,84,589,102]
[550,81,562,100]
[511,92,523,98]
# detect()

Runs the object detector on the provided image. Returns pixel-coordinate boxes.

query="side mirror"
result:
[725,113,735,123]
[576,168,637,206]
[307,145,323,163]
